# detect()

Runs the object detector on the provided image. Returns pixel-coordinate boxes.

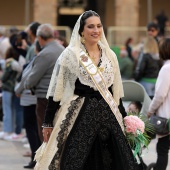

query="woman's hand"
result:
[15,93,21,97]
[42,127,53,143]
[147,112,152,118]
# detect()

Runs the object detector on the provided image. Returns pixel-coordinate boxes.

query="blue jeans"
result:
[2,91,23,134]
[14,96,23,134]
[2,91,15,133]
[139,80,155,98]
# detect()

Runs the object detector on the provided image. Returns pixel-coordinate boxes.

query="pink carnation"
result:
[124,115,145,135]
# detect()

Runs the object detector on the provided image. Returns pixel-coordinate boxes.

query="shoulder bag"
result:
[149,115,170,135]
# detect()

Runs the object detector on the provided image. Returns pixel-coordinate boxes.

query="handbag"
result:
[149,115,169,135]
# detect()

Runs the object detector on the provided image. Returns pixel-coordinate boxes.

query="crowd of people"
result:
[0,22,65,168]
[120,22,163,99]
[0,10,169,170]
[117,20,170,170]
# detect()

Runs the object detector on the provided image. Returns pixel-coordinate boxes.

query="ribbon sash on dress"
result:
[79,50,124,130]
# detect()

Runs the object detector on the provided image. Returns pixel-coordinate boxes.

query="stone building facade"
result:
[0,0,169,45]
[0,0,169,26]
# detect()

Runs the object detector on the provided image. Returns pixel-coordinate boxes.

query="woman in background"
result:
[148,38,170,170]
[125,37,134,61]
[134,36,161,99]
[0,47,22,139]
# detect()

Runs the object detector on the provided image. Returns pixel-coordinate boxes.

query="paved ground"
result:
[142,138,170,168]
[0,122,170,170]
[0,122,30,170]
[0,140,30,170]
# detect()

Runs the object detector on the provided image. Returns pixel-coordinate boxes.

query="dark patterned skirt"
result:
[49,97,137,170]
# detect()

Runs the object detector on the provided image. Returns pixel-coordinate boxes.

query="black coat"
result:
[134,53,161,81]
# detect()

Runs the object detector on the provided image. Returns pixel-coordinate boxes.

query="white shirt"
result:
[149,60,170,119]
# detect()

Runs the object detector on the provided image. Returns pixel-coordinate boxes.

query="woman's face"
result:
[82,16,102,44]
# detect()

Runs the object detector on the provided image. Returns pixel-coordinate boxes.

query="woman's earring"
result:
[81,35,85,44]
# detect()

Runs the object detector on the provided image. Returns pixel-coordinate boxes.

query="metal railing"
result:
[107,26,170,47]
[4,25,170,47]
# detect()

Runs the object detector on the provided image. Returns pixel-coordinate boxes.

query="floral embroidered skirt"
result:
[49,97,137,170]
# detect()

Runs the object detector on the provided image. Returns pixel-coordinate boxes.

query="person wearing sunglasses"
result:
[147,22,160,43]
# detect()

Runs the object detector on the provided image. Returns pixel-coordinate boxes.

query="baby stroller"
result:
[122,80,151,116]
[122,80,155,170]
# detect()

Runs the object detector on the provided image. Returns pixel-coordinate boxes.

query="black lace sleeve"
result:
[118,98,127,118]
[43,97,60,127]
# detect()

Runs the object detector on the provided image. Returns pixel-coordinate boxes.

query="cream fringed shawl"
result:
[46,46,124,105]
[34,12,124,170]
[34,48,124,170]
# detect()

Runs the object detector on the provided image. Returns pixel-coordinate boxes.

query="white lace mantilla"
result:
[46,11,124,106]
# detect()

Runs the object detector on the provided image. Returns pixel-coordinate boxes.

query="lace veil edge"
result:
[46,11,124,105]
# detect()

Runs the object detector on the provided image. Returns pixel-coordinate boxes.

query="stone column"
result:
[33,0,57,25]
[114,0,139,45]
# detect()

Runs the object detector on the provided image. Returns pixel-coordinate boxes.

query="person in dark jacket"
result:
[134,36,160,99]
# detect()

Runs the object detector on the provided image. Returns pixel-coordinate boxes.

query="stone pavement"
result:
[142,138,170,169]
[0,139,30,170]
[0,121,30,170]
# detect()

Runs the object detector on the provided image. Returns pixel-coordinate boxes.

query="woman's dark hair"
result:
[125,37,133,46]
[78,10,100,36]
[9,33,27,57]
[159,38,170,60]
[147,22,159,31]
[5,47,20,61]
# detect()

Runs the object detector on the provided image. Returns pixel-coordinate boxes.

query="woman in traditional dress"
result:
[34,10,137,170]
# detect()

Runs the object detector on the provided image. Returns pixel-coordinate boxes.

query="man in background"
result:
[154,10,169,37]
[147,22,160,43]
[24,24,64,142]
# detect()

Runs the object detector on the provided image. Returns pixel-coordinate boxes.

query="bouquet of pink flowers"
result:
[124,115,145,135]
[124,114,154,157]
